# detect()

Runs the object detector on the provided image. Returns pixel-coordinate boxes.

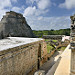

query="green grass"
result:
[47,44,54,53]
[52,40,58,42]
[45,39,55,53]
[45,39,50,42]
[45,39,57,42]
[58,47,66,51]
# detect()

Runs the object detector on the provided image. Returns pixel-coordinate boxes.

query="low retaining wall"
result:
[42,35,65,40]
[47,50,56,59]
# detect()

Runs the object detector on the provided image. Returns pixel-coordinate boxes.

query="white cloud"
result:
[23,0,51,30]
[26,0,51,10]
[37,0,51,10]
[11,0,17,2]
[0,0,70,30]
[0,0,12,20]
[11,7,21,12]
[23,6,36,17]
[35,9,49,16]
[0,0,12,9]
[59,0,75,9]
[24,0,51,19]
[0,0,18,20]
[0,9,9,20]
[26,0,39,5]
[38,16,43,20]
[26,16,70,30]
[23,6,49,17]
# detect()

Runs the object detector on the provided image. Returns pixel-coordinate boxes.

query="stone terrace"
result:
[0,37,43,51]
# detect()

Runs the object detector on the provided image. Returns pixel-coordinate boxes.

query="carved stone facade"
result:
[70,14,75,75]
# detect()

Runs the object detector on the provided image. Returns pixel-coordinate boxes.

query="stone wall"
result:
[70,14,75,75]
[39,41,47,67]
[42,35,65,40]
[0,38,47,75]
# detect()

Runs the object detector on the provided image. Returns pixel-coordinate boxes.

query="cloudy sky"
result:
[0,0,75,30]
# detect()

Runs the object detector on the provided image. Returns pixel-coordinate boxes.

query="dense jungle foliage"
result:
[33,28,70,38]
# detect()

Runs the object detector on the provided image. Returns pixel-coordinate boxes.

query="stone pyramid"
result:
[0,11,34,39]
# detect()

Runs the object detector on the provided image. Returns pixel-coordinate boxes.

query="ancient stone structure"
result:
[0,11,34,39]
[42,35,65,41]
[34,70,45,75]
[70,14,75,75]
[0,37,47,75]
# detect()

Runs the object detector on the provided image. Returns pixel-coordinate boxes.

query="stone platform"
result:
[46,44,71,75]
[0,37,43,51]
[0,37,47,75]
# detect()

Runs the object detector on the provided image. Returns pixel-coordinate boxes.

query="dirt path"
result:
[39,51,63,74]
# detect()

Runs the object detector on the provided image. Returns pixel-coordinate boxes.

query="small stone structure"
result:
[0,11,34,39]
[62,36,70,42]
[70,14,75,75]
[42,35,65,41]
[34,70,45,75]
[0,37,47,75]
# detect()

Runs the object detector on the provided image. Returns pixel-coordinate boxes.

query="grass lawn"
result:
[45,39,55,53]
[45,39,50,42]
[52,40,58,42]
[47,43,54,53]
[45,39,57,42]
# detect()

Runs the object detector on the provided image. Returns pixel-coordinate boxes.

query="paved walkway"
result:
[39,51,63,73]
[46,44,71,75]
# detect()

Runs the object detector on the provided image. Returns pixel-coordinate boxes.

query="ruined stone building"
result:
[42,35,65,41]
[70,14,75,75]
[0,11,34,39]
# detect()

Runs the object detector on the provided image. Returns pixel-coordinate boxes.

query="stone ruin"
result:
[0,37,47,75]
[42,35,64,41]
[0,11,34,39]
[70,14,75,75]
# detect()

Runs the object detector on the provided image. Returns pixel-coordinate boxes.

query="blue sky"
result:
[0,0,75,30]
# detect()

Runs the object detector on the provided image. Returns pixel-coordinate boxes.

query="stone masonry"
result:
[0,37,47,75]
[70,14,75,75]
[0,11,34,39]
[42,35,65,41]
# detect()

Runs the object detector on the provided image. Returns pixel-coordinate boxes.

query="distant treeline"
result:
[33,28,70,37]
